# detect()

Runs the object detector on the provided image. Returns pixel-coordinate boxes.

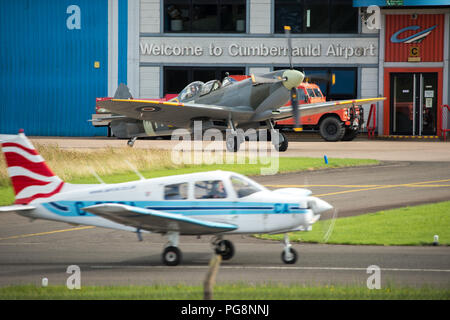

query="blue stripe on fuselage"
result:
[42,201,308,217]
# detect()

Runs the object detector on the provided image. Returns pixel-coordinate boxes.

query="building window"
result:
[164,0,246,33]
[274,0,358,34]
[164,66,245,95]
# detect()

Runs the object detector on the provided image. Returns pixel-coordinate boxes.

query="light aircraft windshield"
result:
[230,175,264,198]
[178,81,204,101]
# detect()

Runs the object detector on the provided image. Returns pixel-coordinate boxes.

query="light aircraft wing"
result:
[272,97,386,121]
[82,203,238,235]
[97,99,254,127]
[0,205,36,213]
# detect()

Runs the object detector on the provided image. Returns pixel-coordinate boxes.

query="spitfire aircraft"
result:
[0,131,333,265]
[96,26,385,152]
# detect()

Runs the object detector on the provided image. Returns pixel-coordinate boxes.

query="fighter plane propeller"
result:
[96,26,385,152]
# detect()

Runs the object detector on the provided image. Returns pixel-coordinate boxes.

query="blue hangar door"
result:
[0,0,108,136]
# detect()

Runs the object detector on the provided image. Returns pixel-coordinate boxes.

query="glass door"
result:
[421,73,438,135]
[390,72,438,135]
[391,73,414,135]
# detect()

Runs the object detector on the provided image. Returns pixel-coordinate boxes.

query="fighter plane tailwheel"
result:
[281,247,297,264]
[226,135,240,152]
[274,132,288,152]
[127,137,137,147]
[162,246,182,266]
[215,239,235,260]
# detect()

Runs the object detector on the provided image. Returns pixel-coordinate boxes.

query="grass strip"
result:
[0,284,448,300]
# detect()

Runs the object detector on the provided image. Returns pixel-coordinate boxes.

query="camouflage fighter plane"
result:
[96,27,385,152]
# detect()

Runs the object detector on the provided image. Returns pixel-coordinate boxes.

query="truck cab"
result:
[275,82,363,142]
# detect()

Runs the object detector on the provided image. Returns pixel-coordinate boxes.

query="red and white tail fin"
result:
[0,130,64,204]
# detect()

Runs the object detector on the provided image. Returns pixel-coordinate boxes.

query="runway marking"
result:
[0,226,95,241]
[89,265,450,273]
[264,178,450,197]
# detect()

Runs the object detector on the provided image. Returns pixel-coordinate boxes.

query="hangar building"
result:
[0,0,449,137]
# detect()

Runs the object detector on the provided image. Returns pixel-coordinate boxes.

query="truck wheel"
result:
[341,128,359,141]
[319,117,346,142]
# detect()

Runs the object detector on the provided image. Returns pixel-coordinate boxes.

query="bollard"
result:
[203,254,222,300]
[433,235,439,246]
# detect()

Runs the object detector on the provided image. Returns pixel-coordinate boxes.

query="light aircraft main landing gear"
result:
[162,231,182,266]
[212,237,235,260]
[281,233,297,264]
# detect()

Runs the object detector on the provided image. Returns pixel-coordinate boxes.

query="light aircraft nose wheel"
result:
[215,239,235,260]
[281,233,297,264]
[226,135,240,152]
[127,137,137,147]
[162,246,182,266]
[281,247,297,264]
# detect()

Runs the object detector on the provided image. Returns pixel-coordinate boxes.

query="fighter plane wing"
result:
[82,203,238,235]
[272,97,386,121]
[97,99,254,128]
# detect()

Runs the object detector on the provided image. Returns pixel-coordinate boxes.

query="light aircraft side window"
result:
[194,180,227,199]
[230,176,261,198]
[164,183,188,200]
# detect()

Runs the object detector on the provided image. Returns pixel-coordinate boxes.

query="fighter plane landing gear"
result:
[274,132,288,152]
[226,117,244,152]
[226,134,245,152]
[267,120,288,152]
[212,237,235,260]
[127,136,137,147]
[281,233,297,264]
[162,231,182,266]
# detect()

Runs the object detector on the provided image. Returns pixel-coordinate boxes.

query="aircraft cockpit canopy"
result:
[178,81,204,101]
[200,80,221,96]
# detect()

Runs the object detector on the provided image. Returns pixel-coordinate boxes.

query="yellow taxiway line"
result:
[0,226,95,241]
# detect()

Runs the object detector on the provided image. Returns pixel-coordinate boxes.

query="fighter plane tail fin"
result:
[0,130,65,205]
[114,83,133,99]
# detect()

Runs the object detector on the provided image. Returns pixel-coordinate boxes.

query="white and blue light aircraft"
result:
[0,131,332,265]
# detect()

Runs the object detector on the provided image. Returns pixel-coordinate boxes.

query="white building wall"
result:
[140,0,160,34]
[249,0,271,34]
[249,67,271,75]
[360,67,379,125]
[128,0,141,98]
[140,66,160,98]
